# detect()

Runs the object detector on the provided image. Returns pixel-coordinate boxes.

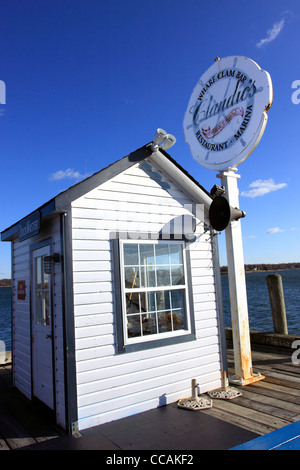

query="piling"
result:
[266,273,288,335]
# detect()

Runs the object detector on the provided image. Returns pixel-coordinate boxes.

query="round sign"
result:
[183,56,273,171]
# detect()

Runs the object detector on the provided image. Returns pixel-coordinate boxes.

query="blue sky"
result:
[0,0,300,277]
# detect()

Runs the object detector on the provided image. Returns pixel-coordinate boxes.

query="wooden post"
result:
[267,274,288,335]
[217,168,264,386]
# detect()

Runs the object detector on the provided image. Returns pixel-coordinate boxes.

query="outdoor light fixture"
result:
[151,128,176,151]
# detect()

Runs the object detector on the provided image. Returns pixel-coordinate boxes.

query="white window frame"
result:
[119,239,192,346]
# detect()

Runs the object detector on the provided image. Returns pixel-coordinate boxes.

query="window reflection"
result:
[35,255,51,327]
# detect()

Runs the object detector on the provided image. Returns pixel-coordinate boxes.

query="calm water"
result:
[222,269,300,335]
[0,270,299,350]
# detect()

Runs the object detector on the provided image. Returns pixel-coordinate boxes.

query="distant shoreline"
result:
[221,267,300,274]
[220,263,300,274]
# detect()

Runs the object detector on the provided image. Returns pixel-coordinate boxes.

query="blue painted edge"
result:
[274,436,300,450]
[230,421,300,450]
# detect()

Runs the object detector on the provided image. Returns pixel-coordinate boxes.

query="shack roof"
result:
[1,144,212,242]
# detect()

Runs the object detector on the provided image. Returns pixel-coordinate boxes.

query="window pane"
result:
[155,244,169,265]
[124,267,140,288]
[36,292,50,326]
[156,290,171,311]
[170,244,183,265]
[140,244,155,266]
[171,265,184,285]
[43,267,50,289]
[126,292,140,314]
[172,310,185,330]
[36,257,42,289]
[171,289,184,309]
[158,311,172,332]
[124,244,139,266]
[156,266,171,286]
[127,315,141,337]
[140,291,155,313]
[36,292,42,324]
[142,313,157,335]
[140,265,156,288]
[43,292,50,326]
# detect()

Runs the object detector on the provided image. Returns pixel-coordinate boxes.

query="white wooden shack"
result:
[1,143,227,433]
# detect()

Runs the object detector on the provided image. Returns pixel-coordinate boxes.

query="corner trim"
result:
[61,208,78,433]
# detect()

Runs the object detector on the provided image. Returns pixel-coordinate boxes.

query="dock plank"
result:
[208,397,291,431]
[215,343,300,438]
[0,342,299,449]
[247,381,300,400]
[245,384,300,408]
[202,406,275,436]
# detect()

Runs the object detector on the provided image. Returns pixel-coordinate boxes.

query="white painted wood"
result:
[71,159,223,431]
[73,281,112,294]
[76,343,220,381]
[78,371,222,430]
[78,364,220,414]
[11,217,66,429]
[218,168,254,384]
[75,303,113,316]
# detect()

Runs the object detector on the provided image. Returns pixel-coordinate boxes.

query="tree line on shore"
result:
[220,262,300,273]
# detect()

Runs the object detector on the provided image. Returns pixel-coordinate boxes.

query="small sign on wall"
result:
[17,280,26,300]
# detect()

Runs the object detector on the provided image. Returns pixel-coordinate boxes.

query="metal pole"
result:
[217,168,264,386]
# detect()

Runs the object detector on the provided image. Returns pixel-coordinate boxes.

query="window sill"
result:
[117,331,196,354]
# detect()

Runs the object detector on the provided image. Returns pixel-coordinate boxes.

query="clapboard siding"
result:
[77,363,220,416]
[76,343,220,381]
[77,370,221,430]
[71,160,223,430]
[11,217,66,428]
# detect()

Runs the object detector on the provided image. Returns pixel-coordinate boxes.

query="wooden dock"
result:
[0,342,299,450]
[206,342,300,437]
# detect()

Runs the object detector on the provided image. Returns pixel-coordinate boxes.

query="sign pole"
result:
[217,167,264,385]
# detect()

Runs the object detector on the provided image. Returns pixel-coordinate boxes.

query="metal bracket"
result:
[229,372,265,386]
[71,421,82,438]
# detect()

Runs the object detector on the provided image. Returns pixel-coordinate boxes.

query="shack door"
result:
[31,245,54,409]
